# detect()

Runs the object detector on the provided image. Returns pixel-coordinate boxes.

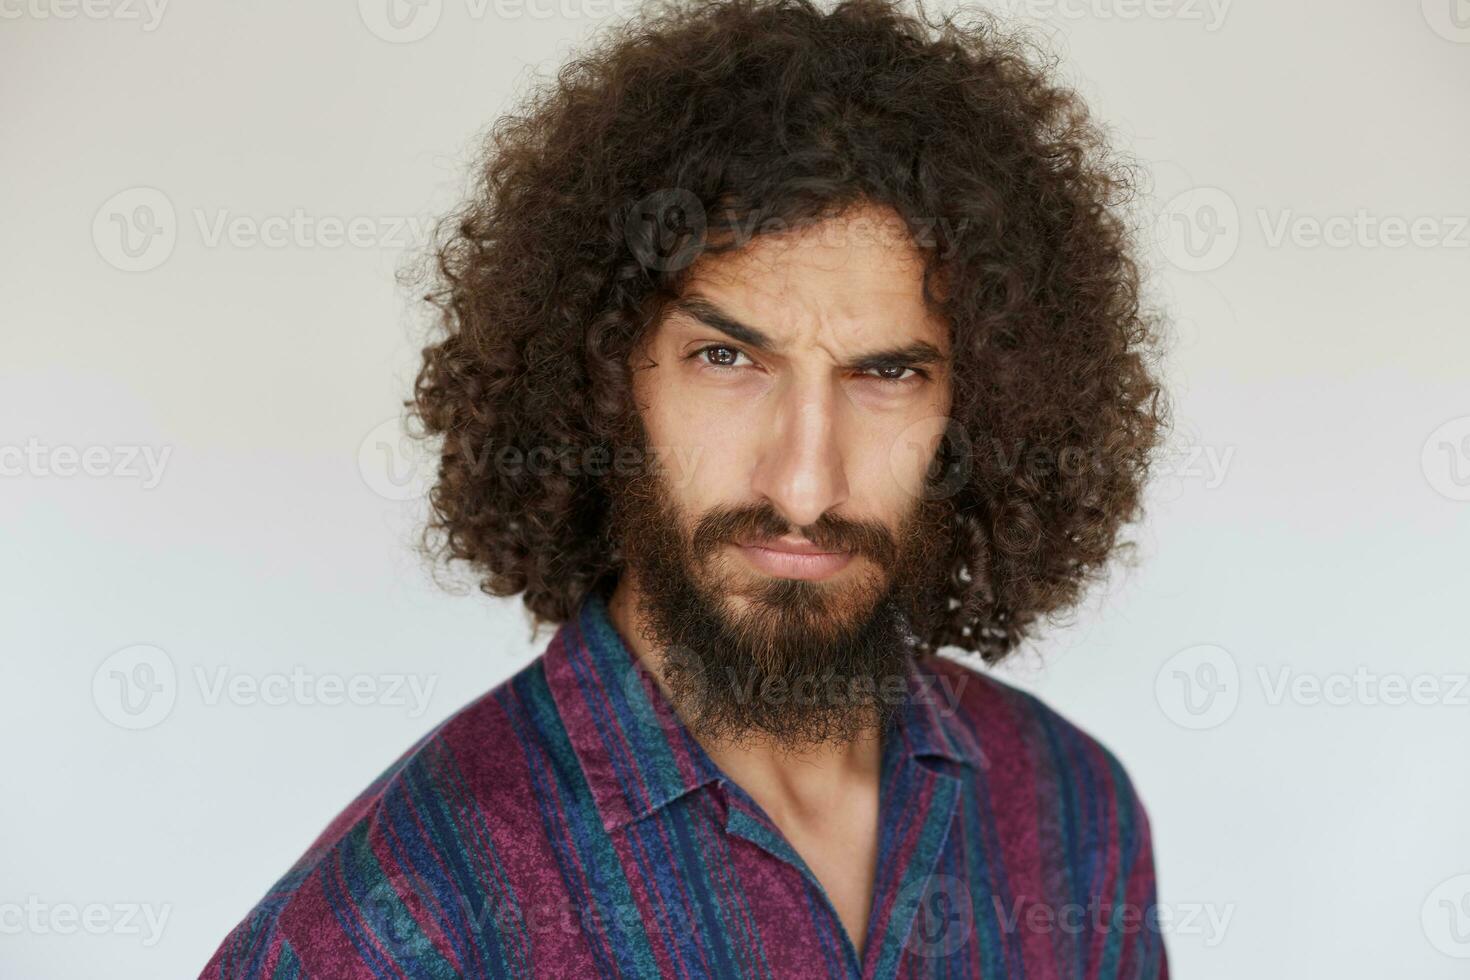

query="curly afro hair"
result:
[407,0,1170,663]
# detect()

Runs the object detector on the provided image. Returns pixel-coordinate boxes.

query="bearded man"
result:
[203,0,1171,976]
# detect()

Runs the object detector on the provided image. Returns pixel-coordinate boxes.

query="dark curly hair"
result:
[406,0,1170,663]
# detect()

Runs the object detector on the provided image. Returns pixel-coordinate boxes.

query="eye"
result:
[691,344,751,372]
[862,364,929,385]
[688,346,930,386]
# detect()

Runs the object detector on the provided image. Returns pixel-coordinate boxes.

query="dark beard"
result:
[605,419,955,753]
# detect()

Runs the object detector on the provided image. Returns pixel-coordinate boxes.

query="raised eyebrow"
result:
[668,297,775,351]
[668,297,949,370]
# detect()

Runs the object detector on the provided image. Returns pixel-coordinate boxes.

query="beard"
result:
[604,416,956,753]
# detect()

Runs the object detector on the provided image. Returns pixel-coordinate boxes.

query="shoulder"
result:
[925,652,1157,857]
[925,655,1168,973]
[200,656,561,979]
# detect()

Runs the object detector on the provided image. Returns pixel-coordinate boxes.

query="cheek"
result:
[641,387,754,502]
[862,412,949,511]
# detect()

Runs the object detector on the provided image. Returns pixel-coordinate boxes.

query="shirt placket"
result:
[713,731,965,980]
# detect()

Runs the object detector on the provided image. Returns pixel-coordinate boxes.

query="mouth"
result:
[733,535,854,581]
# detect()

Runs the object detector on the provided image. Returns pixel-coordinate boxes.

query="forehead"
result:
[671,204,948,348]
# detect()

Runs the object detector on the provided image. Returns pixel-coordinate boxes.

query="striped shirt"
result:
[202,591,1168,979]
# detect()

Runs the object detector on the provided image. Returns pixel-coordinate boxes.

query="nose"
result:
[748,380,850,530]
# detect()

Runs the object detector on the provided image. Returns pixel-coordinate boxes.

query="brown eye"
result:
[863,364,925,384]
[693,345,749,370]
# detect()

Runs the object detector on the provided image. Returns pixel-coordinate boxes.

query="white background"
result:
[3,1,1468,976]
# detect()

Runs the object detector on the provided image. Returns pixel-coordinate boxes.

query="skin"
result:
[606,202,953,961]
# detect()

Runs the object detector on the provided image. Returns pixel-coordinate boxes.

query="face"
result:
[608,202,957,750]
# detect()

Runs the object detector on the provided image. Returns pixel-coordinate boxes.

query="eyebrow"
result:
[667,296,949,371]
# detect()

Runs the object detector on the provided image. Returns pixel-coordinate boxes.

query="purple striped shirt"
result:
[202,592,1167,978]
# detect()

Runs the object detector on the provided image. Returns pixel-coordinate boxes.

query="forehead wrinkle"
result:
[675,217,948,363]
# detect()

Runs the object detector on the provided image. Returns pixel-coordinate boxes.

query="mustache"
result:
[688,504,899,567]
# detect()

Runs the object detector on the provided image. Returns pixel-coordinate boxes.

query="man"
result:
[203,0,1170,976]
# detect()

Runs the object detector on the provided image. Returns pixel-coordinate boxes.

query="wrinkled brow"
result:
[667,296,948,371]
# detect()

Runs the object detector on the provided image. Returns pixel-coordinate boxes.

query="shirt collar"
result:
[543,590,982,834]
